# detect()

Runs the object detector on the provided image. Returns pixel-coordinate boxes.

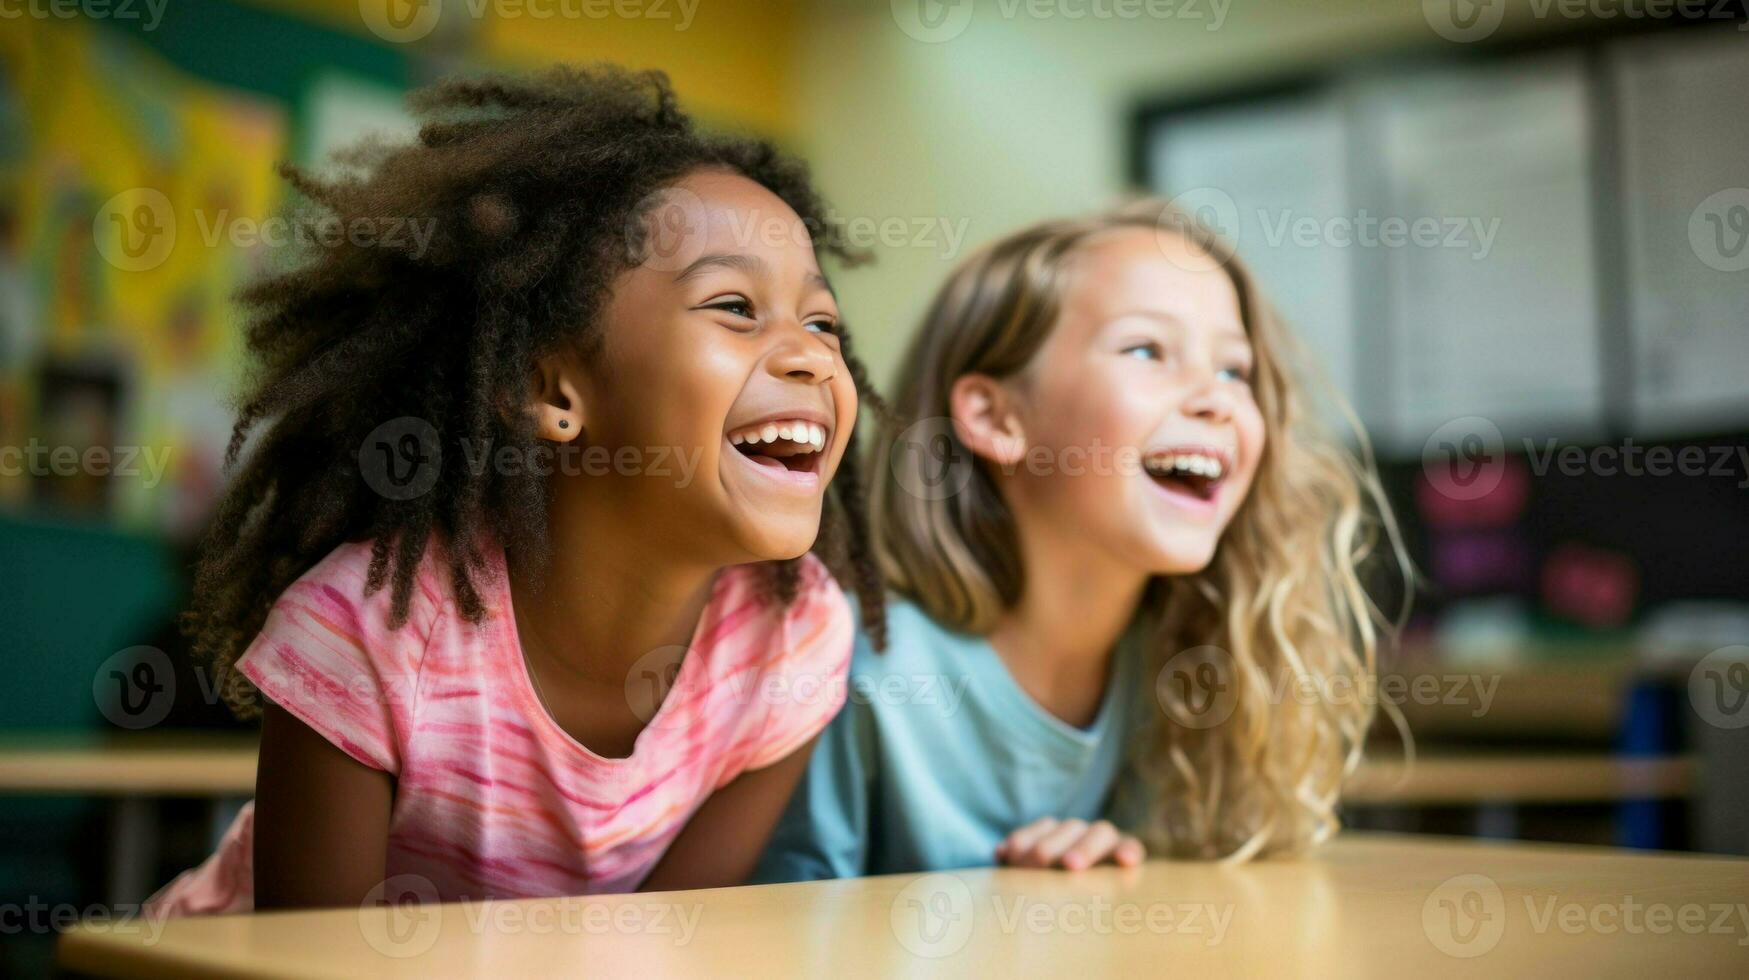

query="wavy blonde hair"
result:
[871,200,1408,861]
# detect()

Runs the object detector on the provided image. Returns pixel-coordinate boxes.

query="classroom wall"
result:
[235,0,803,136]
[793,0,1601,383]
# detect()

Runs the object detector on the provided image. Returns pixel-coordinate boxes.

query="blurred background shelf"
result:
[0,733,257,796]
[0,734,1697,807]
[1344,753,1695,805]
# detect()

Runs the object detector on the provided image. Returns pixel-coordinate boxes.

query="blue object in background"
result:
[1616,679,1678,849]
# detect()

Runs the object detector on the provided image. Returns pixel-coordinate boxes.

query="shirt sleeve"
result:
[236,541,438,774]
[743,558,854,771]
[749,686,875,883]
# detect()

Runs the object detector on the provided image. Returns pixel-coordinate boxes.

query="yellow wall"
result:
[243,0,802,137]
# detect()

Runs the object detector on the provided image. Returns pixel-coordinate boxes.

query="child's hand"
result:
[994,818,1146,870]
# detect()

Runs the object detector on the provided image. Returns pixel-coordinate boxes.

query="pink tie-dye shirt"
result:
[148,538,853,914]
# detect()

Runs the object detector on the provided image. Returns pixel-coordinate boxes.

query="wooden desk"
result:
[58,835,1749,978]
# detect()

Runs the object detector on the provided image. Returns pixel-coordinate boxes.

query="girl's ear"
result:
[949,373,1027,468]
[530,352,587,443]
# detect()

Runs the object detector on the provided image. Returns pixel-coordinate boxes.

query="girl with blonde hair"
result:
[755,200,1405,877]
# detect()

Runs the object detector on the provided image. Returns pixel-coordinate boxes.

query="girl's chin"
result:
[1133,535,1221,576]
[730,517,823,564]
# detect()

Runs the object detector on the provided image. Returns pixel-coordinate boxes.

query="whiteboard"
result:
[1614,26,1749,437]
[1365,54,1604,452]
[1144,93,1359,428]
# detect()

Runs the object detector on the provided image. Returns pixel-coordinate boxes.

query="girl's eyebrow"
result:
[673,253,835,298]
[1110,308,1247,342]
[674,252,766,284]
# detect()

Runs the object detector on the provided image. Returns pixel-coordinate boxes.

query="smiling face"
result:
[535,169,857,565]
[994,227,1265,575]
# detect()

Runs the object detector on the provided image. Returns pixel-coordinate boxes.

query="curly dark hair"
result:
[187,65,888,717]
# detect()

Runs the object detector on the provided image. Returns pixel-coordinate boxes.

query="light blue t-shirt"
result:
[752,597,1144,882]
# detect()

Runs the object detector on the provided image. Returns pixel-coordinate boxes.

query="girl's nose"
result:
[1181,372,1235,423]
[766,320,837,385]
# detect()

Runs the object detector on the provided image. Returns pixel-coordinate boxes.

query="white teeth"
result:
[729,420,828,449]
[1145,451,1226,480]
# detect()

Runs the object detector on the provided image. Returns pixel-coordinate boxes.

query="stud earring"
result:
[559,419,570,429]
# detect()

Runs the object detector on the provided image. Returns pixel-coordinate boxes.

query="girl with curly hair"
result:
[148,64,887,912]
[756,201,1406,880]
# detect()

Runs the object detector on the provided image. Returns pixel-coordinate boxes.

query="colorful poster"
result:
[0,19,287,531]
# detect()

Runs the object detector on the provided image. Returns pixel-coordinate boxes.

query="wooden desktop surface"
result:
[59,835,1749,979]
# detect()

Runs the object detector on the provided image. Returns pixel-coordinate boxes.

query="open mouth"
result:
[728,419,828,476]
[1142,449,1227,503]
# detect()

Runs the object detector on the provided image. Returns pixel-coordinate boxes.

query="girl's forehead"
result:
[1060,229,1245,336]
